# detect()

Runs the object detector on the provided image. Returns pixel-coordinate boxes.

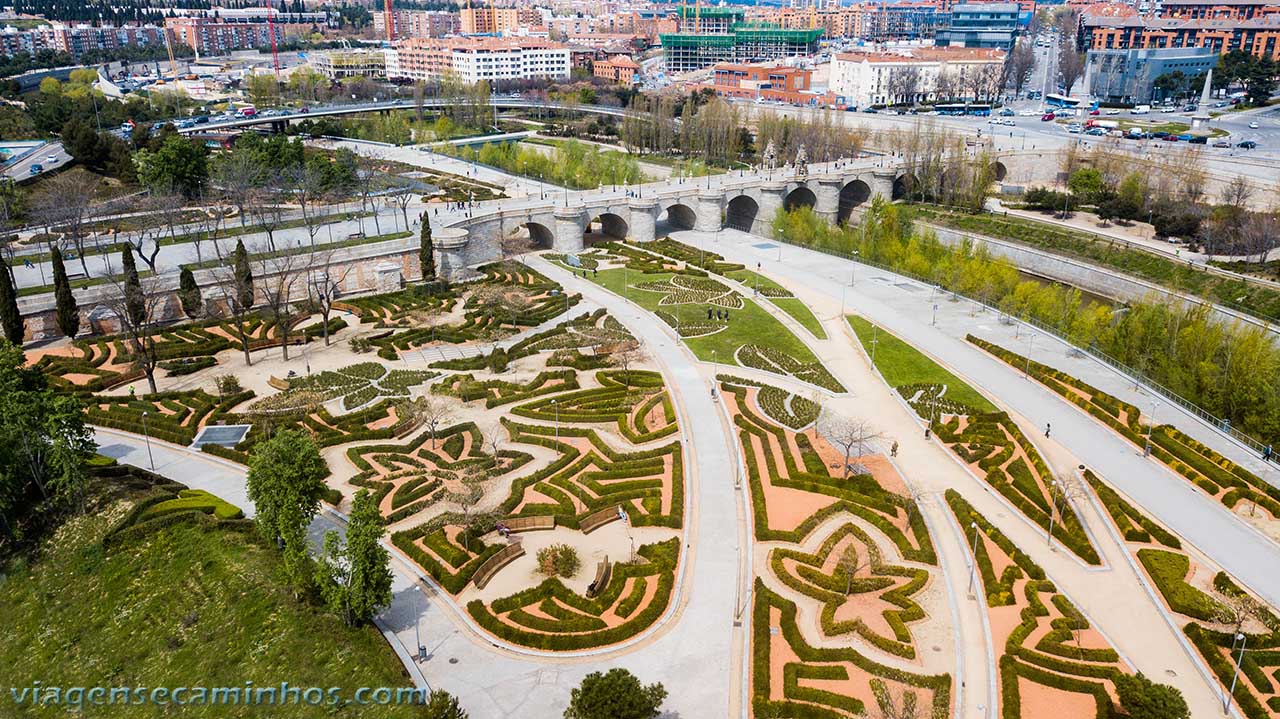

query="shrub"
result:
[348,336,373,353]
[1137,548,1225,620]
[536,543,580,578]
[214,374,243,398]
[1115,673,1190,719]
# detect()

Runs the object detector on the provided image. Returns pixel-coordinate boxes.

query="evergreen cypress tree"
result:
[419,214,435,282]
[0,255,22,345]
[120,245,145,326]
[177,266,202,319]
[51,247,79,338]
[232,240,254,309]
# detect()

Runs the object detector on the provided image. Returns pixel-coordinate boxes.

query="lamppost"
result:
[1144,399,1160,457]
[966,521,980,598]
[871,324,880,365]
[1225,632,1246,714]
[1046,479,1062,550]
[552,399,560,444]
[932,302,939,326]
[141,410,155,471]
[777,228,785,262]
[1024,332,1037,378]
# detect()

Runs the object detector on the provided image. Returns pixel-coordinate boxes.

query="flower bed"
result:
[738,344,845,393]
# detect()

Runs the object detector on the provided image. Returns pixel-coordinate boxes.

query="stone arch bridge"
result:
[432,159,907,279]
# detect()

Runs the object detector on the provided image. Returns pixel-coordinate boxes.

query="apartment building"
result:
[934,2,1022,49]
[1158,0,1280,20]
[702,62,835,104]
[830,46,1007,107]
[308,49,386,79]
[459,7,541,34]
[388,37,570,83]
[374,10,460,39]
[1079,4,1280,59]
[166,16,283,55]
[0,23,165,58]
[592,54,639,83]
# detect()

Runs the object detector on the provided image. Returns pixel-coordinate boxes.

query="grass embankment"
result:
[0,511,423,718]
[724,269,828,339]
[914,207,1280,324]
[847,315,996,412]
[441,139,648,189]
[577,265,819,366]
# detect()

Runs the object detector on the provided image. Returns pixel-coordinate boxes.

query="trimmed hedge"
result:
[1136,548,1225,621]
[1081,469,1181,549]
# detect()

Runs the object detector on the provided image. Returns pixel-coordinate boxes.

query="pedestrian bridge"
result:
[430,157,909,279]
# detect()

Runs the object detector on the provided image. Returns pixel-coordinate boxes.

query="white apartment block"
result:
[830,47,1006,107]
[388,38,571,83]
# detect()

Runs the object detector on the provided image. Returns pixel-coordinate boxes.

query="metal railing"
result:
[768,231,1277,461]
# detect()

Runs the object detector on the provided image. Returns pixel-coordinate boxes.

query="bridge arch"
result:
[508,221,554,252]
[991,161,1008,182]
[585,212,629,245]
[892,174,917,201]
[837,180,872,225]
[784,186,817,213]
[725,195,759,233]
[657,203,697,235]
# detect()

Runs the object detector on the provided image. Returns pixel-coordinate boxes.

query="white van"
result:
[1132,105,1151,115]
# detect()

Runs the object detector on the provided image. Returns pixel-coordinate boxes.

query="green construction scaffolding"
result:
[660,24,823,73]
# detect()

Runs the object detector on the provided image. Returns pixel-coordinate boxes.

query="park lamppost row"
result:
[141,410,155,471]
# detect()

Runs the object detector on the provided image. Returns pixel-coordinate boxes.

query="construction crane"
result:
[385,0,395,41]
[264,0,280,78]
[162,26,180,84]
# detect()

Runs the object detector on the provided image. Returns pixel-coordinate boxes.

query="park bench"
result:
[347,231,365,240]
[585,557,611,599]
[504,516,556,533]
[267,376,291,391]
[581,505,624,534]
[472,543,525,590]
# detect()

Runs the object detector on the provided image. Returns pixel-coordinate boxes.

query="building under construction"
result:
[660,17,822,73]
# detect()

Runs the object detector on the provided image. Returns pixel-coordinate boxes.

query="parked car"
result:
[1188,135,1208,144]
[29,163,42,174]
[1105,109,1121,115]
[1086,127,1107,136]
[999,107,1015,116]
[1183,104,1198,112]
[1249,121,1260,129]
[1041,112,1055,121]
[1152,131,1170,138]
[1238,140,1258,149]
[194,115,209,124]
[1089,109,1101,115]
[1019,109,1037,116]
[1160,106,1177,113]
[1212,139,1230,147]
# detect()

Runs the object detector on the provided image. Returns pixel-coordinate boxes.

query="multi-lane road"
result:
[2,141,69,181]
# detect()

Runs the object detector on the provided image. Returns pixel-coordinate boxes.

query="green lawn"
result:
[569,263,819,365]
[0,494,426,718]
[770,298,827,339]
[847,315,996,412]
[724,269,827,339]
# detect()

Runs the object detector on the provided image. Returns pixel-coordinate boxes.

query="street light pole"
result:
[552,399,559,444]
[1144,399,1159,457]
[1047,479,1061,550]
[1024,332,1036,378]
[141,410,155,471]
[1225,632,1246,714]
[967,521,980,598]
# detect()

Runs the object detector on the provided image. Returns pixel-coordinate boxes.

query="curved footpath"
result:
[91,253,746,717]
[680,228,1280,609]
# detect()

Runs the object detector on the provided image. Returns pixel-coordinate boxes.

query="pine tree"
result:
[419,214,435,281]
[177,266,202,319]
[232,239,254,309]
[120,245,145,326]
[0,256,22,345]
[51,247,79,338]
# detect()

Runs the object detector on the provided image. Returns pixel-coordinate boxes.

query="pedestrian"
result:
[924,426,931,440]
[890,441,898,457]
[1265,445,1273,462]
[1045,423,1051,438]
[724,310,730,321]
[707,308,714,320]
[593,268,598,277]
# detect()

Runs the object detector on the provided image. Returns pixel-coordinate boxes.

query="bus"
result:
[935,103,992,116]
[1045,93,1083,109]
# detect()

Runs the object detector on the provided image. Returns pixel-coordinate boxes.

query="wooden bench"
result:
[346,231,366,240]
[586,557,611,599]
[581,505,624,534]
[472,543,525,590]
[504,516,556,533]
[267,376,291,391]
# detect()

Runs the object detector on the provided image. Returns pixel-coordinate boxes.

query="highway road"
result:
[3,141,69,181]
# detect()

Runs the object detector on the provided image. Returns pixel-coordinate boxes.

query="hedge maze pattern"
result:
[969,335,1280,536]
[466,538,680,651]
[946,491,1128,719]
[720,379,948,715]
[87,389,253,446]
[255,362,438,413]
[716,374,820,430]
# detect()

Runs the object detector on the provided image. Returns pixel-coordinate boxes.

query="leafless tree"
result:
[305,248,353,346]
[871,680,921,719]
[611,339,647,390]
[1007,41,1036,97]
[1239,213,1279,264]
[290,163,328,248]
[836,544,868,595]
[1214,587,1269,636]
[389,186,416,232]
[412,396,455,449]
[257,250,305,361]
[102,273,167,394]
[819,414,883,478]
[935,71,959,103]
[152,188,188,247]
[251,188,288,253]
[34,172,98,278]
[355,154,384,237]
[1058,47,1087,96]
[208,242,258,367]
[484,421,504,458]
[125,219,165,273]
[1220,176,1255,212]
[211,151,263,228]
[886,67,921,107]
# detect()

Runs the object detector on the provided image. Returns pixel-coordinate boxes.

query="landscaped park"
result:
[5,197,1280,719]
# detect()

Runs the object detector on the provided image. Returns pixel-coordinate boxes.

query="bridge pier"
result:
[628,199,657,242]
[815,178,842,225]
[553,207,585,253]
[756,182,787,238]
[695,190,722,233]
[433,227,470,281]
[871,170,896,201]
